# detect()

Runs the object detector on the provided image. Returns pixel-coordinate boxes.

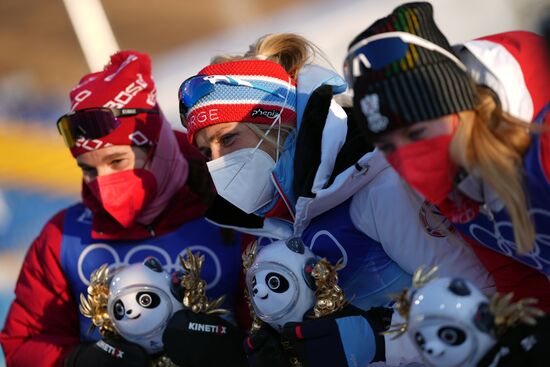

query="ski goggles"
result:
[343,31,467,87]
[56,107,158,148]
[178,75,287,127]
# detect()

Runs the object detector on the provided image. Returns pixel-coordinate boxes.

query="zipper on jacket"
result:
[146,225,156,237]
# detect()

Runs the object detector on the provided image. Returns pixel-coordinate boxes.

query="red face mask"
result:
[86,169,158,228]
[386,134,459,206]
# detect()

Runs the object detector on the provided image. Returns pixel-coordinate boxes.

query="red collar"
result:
[90,184,207,240]
[263,195,294,222]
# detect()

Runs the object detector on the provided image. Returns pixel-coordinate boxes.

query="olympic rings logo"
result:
[308,230,349,270]
[257,231,349,270]
[77,243,222,290]
[469,208,550,271]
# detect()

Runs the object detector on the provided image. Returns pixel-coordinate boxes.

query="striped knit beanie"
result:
[182,59,297,144]
[69,51,161,157]
[349,2,477,141]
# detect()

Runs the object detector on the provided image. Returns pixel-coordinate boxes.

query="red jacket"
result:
[0,131,241,366]
[456,31,550,310]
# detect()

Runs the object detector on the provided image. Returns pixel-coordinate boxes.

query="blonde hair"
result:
[244,123,293,153]
[211,33,326,80]
[450,86,535,253]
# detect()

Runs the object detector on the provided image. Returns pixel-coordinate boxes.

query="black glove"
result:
[477,315,550,367]
[64,338,150,367]
[162,309,246,367]
[244,323,292,367]
[281,305,391,367]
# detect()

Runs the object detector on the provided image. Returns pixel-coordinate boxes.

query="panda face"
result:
[112,291,161,320]
[251,269,296,317]
[411,321,474,367]
[111,287,171,337]
[246,241,318,330]
[248,261,302,325]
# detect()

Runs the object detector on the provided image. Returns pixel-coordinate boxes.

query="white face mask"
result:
[206,76,292,214]
[207,147,276,214]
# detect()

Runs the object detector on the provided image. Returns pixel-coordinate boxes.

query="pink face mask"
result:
[386,133,459,206]
[87,169,158,228]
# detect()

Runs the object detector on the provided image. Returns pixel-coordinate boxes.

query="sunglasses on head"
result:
[343,31,467,87]
[178,74,287,128]
[56,107,158,148]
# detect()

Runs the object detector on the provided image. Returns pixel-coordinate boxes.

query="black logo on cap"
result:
[251,108,280,119]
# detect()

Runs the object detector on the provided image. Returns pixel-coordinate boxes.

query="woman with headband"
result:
[348,2,550,313]
[178,33,493,367]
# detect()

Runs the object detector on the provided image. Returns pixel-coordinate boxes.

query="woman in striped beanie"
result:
[178,32,494,367]
[348,1,550,315]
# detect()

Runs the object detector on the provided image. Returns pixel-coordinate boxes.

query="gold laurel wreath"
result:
[152,355,181,367]
[242,240,263,331]
[179,248,228,315]
[79,263,117,338]
[311,258,346,318]
[490,293,544,336]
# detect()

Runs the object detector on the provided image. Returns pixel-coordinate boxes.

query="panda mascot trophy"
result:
[386,267,546,367]
[80,250,226,366]
[243,237,345,367]
[244,237,345,331]
[79,257,182,356]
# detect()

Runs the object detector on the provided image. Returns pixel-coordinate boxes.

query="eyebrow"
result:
[201,126,237,144]
[208,125,238,143]
[101,152,130,162]
[76,152,128,169]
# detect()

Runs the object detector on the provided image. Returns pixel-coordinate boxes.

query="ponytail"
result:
[211,33,324,79]
[450,87,534,253]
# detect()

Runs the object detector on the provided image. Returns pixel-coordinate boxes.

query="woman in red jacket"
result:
[347,2,550,309]
[0,51,245,367]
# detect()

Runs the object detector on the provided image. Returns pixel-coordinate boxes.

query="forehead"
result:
[373,117,451,143]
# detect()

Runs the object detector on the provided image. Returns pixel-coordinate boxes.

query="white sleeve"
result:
[350,167,495,293]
